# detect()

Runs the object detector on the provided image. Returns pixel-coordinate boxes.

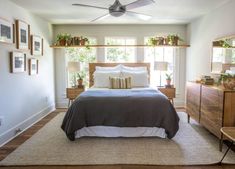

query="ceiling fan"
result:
[72,0,155,22]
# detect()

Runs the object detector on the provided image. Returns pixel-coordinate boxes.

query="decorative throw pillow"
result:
[109,77,132,89]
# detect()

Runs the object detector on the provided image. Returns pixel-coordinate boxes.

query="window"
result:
[105,37,136,62]
[144,37,174,86]
[65,38,97,87]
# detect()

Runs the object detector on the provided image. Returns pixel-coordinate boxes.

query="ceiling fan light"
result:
[138,15,152,20]
[110,11,125,17]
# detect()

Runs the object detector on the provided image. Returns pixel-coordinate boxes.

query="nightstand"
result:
[66,86,85,107]
[158,86,176,105]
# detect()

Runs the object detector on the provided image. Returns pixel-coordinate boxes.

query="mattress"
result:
[61,87,179,140]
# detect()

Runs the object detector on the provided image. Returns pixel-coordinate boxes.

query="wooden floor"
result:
[0,108,234,169]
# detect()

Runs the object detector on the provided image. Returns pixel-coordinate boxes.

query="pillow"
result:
[121,70,149,87]
[93,71,121,88]
[96,64,121,71]
[121,65,147,72]
[109,77,132,89]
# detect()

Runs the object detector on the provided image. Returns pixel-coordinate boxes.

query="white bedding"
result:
[75,86,167,139]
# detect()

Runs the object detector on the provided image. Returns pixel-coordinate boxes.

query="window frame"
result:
[104,36,137,62]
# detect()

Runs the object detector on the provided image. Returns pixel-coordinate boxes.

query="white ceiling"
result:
[10,0,230,24]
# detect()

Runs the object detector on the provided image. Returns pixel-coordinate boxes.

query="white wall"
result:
[0,0,55,146]
[186,0,235,81]
[53,24,187,107]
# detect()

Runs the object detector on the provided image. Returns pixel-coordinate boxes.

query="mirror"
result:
[211,35,235,74]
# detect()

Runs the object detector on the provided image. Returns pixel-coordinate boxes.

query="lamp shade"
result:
[67,62,80,72]
[154,61,168,71]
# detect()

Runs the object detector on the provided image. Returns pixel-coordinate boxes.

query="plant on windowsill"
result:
[147,37,164,46]
[56,33,72,46]
[80,37,90,49]
[165,35,183,46]
[218,73,235,90]
[165,73,172,86]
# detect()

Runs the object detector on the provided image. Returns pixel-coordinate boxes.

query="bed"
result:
[61,63,179,141]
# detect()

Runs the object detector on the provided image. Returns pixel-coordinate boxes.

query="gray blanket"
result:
[61,89,179,140]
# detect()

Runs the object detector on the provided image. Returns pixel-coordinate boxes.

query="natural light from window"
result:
[105,37,136,62]
[65,38,97,87]
[144,37,174,86]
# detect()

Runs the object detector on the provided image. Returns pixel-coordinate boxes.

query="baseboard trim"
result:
[56,101,68,109]
[0,104,55,147]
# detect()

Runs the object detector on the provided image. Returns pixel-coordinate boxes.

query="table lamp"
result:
[67,61,80,87]
[154,61,168,87]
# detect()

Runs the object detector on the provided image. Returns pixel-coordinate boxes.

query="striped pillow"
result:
[109,77,132,89]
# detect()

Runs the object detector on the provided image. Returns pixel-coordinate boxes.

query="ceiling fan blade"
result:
[91,13,110,22]
[125,0,155,10]
[126,11,152,20]
[72,3,108,10]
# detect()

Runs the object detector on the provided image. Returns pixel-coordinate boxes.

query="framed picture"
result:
[10,51,26,73]
[31,35,43,56]
[28,58,39,75]
[16,20,30,50]
[0,17,14,44]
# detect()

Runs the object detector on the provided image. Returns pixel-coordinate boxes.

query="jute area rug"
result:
[0,112,235,166]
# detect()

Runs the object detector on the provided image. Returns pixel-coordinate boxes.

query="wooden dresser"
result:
[186,81,235,138]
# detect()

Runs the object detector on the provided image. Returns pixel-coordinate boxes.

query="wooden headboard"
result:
[89,63,151,87]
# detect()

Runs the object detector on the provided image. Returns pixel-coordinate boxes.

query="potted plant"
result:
[148,37,164,46]
[80,37,89,46]
[77,72,85,87]
[218,73,235,90]
[165,73,172,86]
[166,35,183,46]
[56,33,71,46]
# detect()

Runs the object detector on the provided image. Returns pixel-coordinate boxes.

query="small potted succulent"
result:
[56,33,72,46]
[218,73,235,90]
[165,73,172,86]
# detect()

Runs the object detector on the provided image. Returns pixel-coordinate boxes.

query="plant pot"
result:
[59,39,66,46]
[171,37,179,46]
[164,38,169,45]
[166,79,171,86]
[157,37,164,45]
[222,78,235,90]
[80,39,85,46]
[78,79,83,86]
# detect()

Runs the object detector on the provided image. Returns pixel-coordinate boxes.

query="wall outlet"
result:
[0,116,3,127]
[15,128,22,135]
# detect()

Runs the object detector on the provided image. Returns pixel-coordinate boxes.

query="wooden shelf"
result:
[50,44,190,48]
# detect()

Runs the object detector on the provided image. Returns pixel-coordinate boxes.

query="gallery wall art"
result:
[0,17,14,44]
[10,51,26,73]
[16,20,30,50]
[28,58,39,75]
[31,35,43,56]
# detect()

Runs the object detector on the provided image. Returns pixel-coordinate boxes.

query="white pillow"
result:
[121,70,149,87]
[96,65,121,71]
[121,65,147,72]
[93,71,121,88]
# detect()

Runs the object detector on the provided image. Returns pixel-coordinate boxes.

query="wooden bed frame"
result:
[89,63,150,87]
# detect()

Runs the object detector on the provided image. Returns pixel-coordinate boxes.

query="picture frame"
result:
[10,51,26,73]
[16,20,30,50]
[0,17,14,44]
[31,35,43,56]
[28,58,39,75]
